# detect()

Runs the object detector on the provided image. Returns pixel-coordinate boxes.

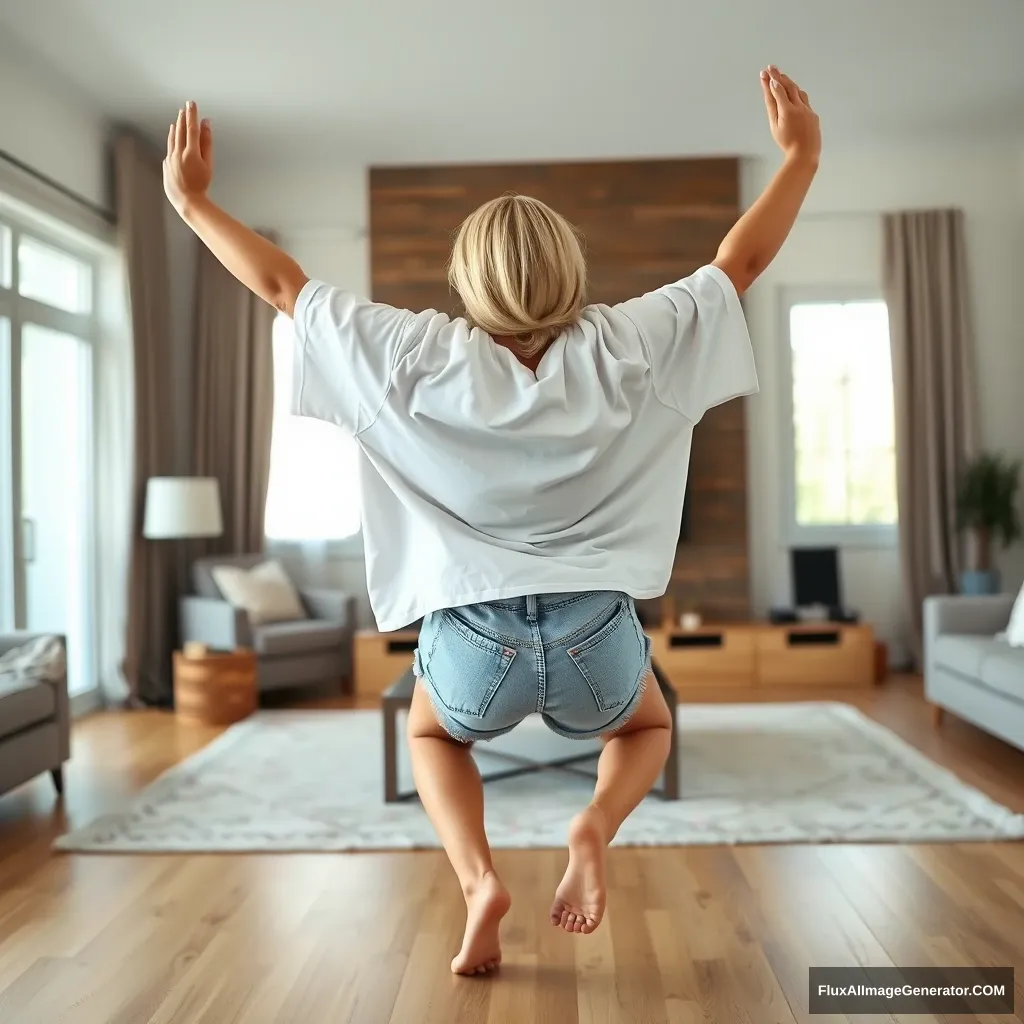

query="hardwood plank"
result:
[0,677,1022,1022]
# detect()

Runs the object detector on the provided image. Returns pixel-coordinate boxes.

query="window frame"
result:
[778,285,899,551]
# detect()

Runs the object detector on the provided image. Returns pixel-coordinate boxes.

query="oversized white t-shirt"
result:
[292,265,758,631]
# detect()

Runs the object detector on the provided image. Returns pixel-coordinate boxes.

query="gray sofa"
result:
[180,554,355,695]
[0,633,69,798]
[924,593,1024,752]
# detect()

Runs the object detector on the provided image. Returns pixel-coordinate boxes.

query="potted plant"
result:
[956,452,1022,594]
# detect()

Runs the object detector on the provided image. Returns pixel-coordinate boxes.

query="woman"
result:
[164,66,820,975]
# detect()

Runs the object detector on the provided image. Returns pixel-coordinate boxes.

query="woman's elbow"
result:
[712,252,765,297]
[270,267,309,318]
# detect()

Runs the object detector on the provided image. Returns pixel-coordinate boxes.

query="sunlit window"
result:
[17,234,92,314]
[787,299,898,532]
[264,315,361,541]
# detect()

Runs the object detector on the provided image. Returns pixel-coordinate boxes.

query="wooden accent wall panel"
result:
[370,158,750,621]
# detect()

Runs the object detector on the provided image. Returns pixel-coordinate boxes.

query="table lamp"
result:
[143,477,224,540]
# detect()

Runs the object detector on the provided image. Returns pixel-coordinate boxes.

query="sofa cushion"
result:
[253,620,347,657]
[0,679,55,741]
[979,648,1024,702]
[932,635,1006,678]
[212,560,307,626]
[192,554,267,600]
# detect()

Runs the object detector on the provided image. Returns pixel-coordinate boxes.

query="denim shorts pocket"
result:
[567,599,645,713]
[422,611,516,717]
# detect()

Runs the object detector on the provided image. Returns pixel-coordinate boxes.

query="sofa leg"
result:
[931,704,945,728]
[50,767,64,795]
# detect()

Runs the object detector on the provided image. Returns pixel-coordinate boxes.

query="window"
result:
[265,315,361,543]
[0,225,10,289]
[0,213,99,700]
[783,294,898,543]
[17,234,93,314]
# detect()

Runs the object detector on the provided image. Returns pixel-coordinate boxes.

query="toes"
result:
[452,957,502,976]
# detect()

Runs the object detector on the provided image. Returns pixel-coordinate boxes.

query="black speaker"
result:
[791,547,841,609]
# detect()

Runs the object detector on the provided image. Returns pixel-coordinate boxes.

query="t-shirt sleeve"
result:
[291,280,416,435]
[617,264,759,422]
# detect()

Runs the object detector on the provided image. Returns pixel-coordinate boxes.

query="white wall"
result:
[0,48,108,208]
[211,165,369,294]
[742,143,1024,667]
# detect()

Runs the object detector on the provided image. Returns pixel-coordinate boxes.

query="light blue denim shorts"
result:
[413,591,652,743]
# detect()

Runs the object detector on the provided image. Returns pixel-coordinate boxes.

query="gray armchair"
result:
[181,555,355,695]
[0,633,69,798]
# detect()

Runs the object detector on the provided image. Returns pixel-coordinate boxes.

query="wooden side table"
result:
[353,630,420,697]
[173,647,258,726]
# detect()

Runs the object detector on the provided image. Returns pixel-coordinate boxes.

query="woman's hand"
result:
[762,66,821,167]
[163,101,213,216]
[162,103,308,315]
[711,67,820,294]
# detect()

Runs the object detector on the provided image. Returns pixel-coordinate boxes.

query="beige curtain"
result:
[192,241,276,556]
[115,132,178,705]
[883,209,978,664]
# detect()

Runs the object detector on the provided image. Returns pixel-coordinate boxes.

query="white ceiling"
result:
[2,0,1023,169]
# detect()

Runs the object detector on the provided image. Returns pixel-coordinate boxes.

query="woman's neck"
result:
[491,335,545,374]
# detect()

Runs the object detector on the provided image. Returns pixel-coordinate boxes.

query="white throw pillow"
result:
[211,560,307,627]
[1007,582,1024,648]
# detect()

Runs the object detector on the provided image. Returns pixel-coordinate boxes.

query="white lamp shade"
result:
[143,477,224,539]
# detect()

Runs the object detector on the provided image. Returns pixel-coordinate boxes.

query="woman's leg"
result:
[551,675,673,934]
[407,679,510,975]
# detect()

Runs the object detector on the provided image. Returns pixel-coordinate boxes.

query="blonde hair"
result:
[448,194,587,358]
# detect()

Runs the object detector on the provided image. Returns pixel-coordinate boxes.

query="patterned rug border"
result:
[53,701,1024,852]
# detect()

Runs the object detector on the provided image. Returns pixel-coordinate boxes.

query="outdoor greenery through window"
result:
[788,299,898,531]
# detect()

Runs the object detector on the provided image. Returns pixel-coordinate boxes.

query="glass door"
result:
[19,323,94,695]
[0,315,12,632]
[0,217,99,700]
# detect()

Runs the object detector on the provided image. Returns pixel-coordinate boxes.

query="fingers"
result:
[769,75,793,111]
[166,122,175,158]
[184,101,200,153]
[175,108,187,155]
[200,118,213,163]
[760,69,778,127]
[775,69,801,106]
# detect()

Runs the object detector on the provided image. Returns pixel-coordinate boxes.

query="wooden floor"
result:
[0,678,1022,1024]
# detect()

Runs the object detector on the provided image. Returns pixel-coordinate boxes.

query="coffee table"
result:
[382,660,679,802]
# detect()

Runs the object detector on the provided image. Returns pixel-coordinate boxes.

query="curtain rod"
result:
[0,147,116,225]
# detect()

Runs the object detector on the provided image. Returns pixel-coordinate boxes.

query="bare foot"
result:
[451,871,511,975]
[550,805,608,934]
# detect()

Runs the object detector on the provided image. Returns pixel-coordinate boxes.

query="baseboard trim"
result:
[70,688,104,719]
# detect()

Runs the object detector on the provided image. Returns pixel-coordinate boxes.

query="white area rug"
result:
[54,703,1024,852]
